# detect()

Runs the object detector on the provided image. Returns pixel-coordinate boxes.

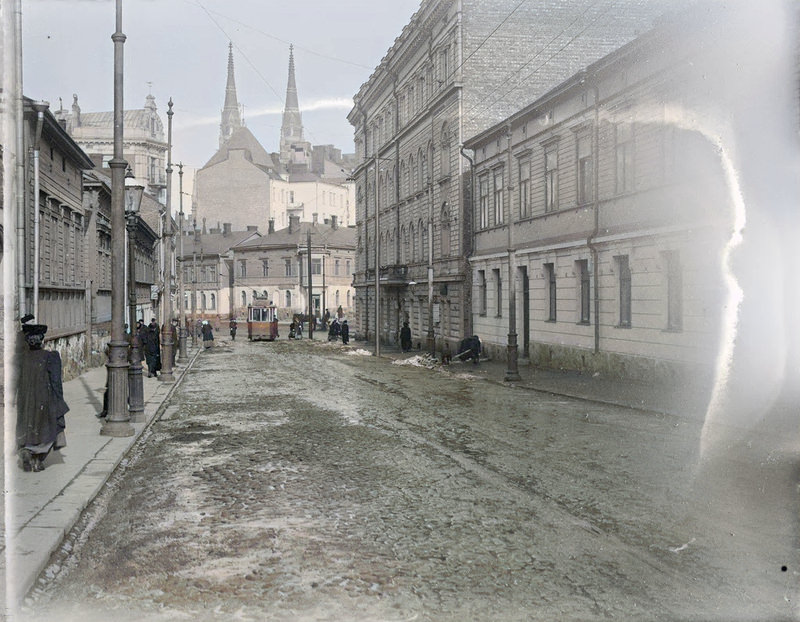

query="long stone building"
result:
[347,0,687,352]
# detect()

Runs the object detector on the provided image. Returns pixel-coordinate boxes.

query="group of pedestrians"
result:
[327,317,349,344]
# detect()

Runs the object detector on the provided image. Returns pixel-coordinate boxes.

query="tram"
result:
[247,297,279,341]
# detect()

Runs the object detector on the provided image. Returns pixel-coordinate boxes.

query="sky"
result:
[21,0,422,184]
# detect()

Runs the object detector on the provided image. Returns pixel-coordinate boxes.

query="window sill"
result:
[576,321,590,326]
[615,324,632,329]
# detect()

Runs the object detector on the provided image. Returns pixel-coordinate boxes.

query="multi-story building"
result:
[55,93,168,204]
[348,0,687,351]
[193,45,355,234]
[463,4,781,383]
[231,215,355,322]
[176,224,261,326]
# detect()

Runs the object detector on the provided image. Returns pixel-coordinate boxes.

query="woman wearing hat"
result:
[16,323,69,472]
[201,320,214,349]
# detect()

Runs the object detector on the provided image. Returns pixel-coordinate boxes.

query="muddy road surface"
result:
[20,338,798,621]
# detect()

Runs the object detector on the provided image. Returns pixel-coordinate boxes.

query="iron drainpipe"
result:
[15,0,26,319]
[32,101,49,320]
[459,145,475,337]
[585,78,601,354]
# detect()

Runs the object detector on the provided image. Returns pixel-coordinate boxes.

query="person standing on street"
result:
[400,321,412,353]
[17,323,69,472]
[201,320,214,349]
[230,318,237,341]
[341,320,350,345]
[143,318,161,377]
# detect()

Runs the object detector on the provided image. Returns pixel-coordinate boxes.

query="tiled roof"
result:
[201,126,280,171]
[234,222,355,251]
[178,230,261,258]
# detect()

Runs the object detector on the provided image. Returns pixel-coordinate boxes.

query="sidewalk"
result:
[365,341,713,420]
[3,347,199,613]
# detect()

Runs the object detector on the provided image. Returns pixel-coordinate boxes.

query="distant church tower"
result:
[220,42,242,147]
[280,45,310,168]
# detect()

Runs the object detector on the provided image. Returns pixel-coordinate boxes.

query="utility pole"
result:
[101,0,134,437]
[159,98,175,382]
[307,231,313,339]
[177,163,188,362]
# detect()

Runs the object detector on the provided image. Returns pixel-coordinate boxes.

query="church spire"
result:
[280,44,305,166]
[220,42,242,147]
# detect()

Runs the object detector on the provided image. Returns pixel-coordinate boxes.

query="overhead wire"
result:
[461,0,608,127]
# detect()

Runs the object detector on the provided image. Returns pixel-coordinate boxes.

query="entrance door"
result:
[520,266,530,358]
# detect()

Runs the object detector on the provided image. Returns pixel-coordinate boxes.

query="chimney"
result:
[71,93,81,127]
[312,212,318,225]
[246,225,259,232]
[289,214,300,234]
[268,218,275,234]
[223,222,231,236]
[202,218,207,234]
[331,215,338,230]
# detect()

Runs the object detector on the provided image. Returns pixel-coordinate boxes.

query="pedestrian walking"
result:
[341,319,350,345]
[17,323,69,472]
[400,321,412,352]
[201,320,214,349]
[143,318,161,377]
[229,318,237,341]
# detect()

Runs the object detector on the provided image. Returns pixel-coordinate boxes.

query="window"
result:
[577,259,590,324]
[545,147,558,212]
[241,291,247,308]
[440,123,451,176]
[493,169,504,225]
[312,258,322,275]
[335,289,340,306]
[518,158,530,218]
[478,270,487,315]
[577,134,593,205]
[239,260,247,278]
[440,47,449,85]
[663,251,682,330]
[615,122,635,194]
[493,268,502,317]
[346,260,351,275]
[545,263,556,321]
[479,175,489,229]
[334,259,340,276]
[201,292,207,310]
[210,293,216,310]
[616,255,631,327]
[285,290,292,308]
[284,259,293,277]
[440,205,451,257]
[262,260,269,277]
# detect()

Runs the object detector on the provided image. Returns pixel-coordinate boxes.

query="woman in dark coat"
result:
[143,318,161,377]
[340,320,350,345]
[17,324,69,472]
[400,321,412,352]
[201,320,214,349]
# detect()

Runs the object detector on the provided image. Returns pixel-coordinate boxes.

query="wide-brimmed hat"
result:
[22,324,47,336]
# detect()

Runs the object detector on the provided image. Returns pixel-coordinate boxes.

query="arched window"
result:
[407,156,414,194]
[410,222,416,262]
[419,148,426,189]
[210,293,216,310]
[335,290,340,306]
[440,203,451,257]
[201,292,207,310]
[241,291,247,308]
[285,290,292,308]
[419,219,427,261]
[400,161,407,197]
[400,225,407,264]
[347,290,351,308]
[440,123,451,176]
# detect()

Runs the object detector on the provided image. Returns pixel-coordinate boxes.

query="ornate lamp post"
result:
[125,167,145,420]
[177,162,188,362]
[101,0,134,437]
[159,98,176,382]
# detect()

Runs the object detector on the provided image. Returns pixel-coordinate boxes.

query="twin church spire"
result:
[218,41,305,165]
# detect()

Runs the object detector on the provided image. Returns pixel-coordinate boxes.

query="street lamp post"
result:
[374,155,380,356]
[177,162,188,362]
[159,98,175,383]
[125,168,145,420]
[504,127,520,381]
[191,224,198,347]
[101,0,134,437]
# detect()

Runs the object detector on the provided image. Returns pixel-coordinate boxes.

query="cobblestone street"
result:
[19,338,798,622]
